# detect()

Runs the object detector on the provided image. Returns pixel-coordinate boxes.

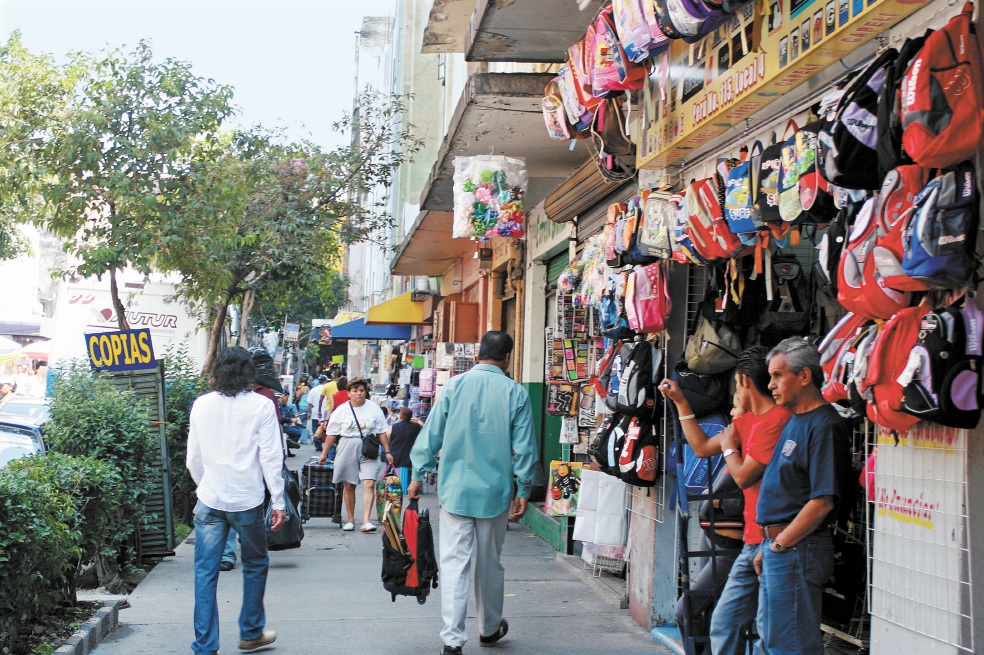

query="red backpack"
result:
[863,305,927,432]
[900,2,984,168]
[872,165,932,291]
[626,263,672,333]
[819,312,868,403]
[837,197,912,319]
[685,176,745,261]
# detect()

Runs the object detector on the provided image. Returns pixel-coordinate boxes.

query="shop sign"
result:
[869,424,971,649]
[638,0,931,170]
[84,328,156,371]
[284,322,300,343]
[529,203,571,260]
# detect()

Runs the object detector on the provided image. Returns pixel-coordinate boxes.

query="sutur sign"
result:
[85,328,157,372]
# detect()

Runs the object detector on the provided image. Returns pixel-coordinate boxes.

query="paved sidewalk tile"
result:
[92,486,667,655]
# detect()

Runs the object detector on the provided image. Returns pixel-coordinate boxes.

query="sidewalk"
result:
[92,457,667,655]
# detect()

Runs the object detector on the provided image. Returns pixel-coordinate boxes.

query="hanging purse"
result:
[351,402,381,460]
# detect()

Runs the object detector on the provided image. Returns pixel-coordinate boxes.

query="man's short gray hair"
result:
[767,337,823,390]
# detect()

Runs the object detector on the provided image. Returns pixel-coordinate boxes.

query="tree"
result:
[0,33,77,260]
[163,90,418,373]
[38,42,234,329]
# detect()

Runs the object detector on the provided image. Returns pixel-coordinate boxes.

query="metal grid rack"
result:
[866,423,974,652]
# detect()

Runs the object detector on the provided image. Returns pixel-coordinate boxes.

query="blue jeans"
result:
[192,502,270,655]
[757,533,834,655]
[222,531,237,565]
[710,543,764,655]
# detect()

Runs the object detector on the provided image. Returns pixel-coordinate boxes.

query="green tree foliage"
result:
[163,91,418,372]
[0,32,77,260]
[162,345,210,524]
[44,365,156,570]
[38,42,234,329]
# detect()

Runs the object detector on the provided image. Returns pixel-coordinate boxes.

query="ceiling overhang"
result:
[390,210,478,277]
[422,0,478,54]
[464,0,604,62]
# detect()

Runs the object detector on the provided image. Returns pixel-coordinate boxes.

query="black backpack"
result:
[613,340,662,419]
[381,499,439,604]
[876,33,931,179]
[616,416,662,487]
[590,413,626,477]
[759,253,812,344]
[820,48,898,190]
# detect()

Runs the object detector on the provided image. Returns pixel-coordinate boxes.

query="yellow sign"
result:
[84,329,156,371]
[638,0,931,170]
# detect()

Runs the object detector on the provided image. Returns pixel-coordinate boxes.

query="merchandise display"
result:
[451,155,527,239]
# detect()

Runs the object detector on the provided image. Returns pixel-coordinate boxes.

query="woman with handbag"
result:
[316,377,391,533]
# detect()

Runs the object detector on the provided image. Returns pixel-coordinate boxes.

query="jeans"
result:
[710,543,764,655]
[674,532,740,654]
[757,533,834,655]
[222,531,237,565]
[192,502,270,655]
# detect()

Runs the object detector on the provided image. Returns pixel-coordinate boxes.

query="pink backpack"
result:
[626,263,671,333]
[418,368,435,397]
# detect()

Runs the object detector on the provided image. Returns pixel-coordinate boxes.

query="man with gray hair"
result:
[753,337,850,655]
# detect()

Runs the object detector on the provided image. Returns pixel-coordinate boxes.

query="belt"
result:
[759,524,790,540]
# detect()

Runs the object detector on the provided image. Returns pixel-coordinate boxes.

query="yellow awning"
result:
[365,292,427,325]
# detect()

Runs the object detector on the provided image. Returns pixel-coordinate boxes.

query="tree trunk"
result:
[201,298,228,375]
[237,289,256,347]
[109,269,130,330]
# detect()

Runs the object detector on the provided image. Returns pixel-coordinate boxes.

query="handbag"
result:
[376,464,404,520]
[684,314,741,375]
[351,403,381,460]
[267,463,304,551]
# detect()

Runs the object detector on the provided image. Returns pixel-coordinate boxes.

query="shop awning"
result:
[365,292,428,325]
[331,317,410,341]
[418,73,584,213]
[390,210,478,277]
[464,0,603,62]
[329,312,363,327]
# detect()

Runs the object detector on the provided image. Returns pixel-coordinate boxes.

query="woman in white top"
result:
[317,377,393,532]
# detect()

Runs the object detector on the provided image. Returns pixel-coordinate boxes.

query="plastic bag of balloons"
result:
[452,155,527,238]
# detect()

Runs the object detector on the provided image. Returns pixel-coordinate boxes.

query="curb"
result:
[554,553,630,609]
[54,599,123,655]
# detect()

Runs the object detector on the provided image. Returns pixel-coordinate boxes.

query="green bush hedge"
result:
[0,453,125,651]
[163,346,210,525]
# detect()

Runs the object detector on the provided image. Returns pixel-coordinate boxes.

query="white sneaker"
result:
[342,522,355,531]
[360,522,377,533]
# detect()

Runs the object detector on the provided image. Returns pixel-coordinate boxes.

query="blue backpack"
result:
[724,143,763,244]
[901,161,979,289]
[671,412,729,493]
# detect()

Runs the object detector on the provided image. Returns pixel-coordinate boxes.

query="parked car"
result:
[0,414,47,468]
[0,395,52,422]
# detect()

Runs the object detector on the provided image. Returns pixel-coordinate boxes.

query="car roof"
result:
[0,413,46,431]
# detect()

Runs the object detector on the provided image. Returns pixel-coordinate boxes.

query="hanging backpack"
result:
[672,412,729,493]
[670,356,730,417]
[797,119,838,223]
[591,341,629,411]
[901,298,983,429]
[590,412,627,478]
[568,36,604,113]
[901,161,980,289]
[778,124,805,223]
[863,304,926,432]
[623,196,659,264]
[837,197,912,319]
[686,176,745,261]
[871,164,932,292]
[613,0,668,62]
[637,190,675,259]
[600,272,636,340]
[759,254,812,338]
[592,7,649,93]
[591,95,637,182]
[821,48,898,190]
[618,415,662,486]
[754,139,784,224]
[614,340,662,418]
[876,32,931,178]
[724,142,763,239]
[814,199,861,298]
[685,314,742,375]
[819,312,870,403]
[604,201,627,267]
[900,2,984,169]
[626,263,672,333]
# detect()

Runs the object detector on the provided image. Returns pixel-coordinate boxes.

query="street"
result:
[91,458,666,655]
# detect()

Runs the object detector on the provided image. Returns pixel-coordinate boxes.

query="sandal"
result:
[342,522,355,531]
[360,522,377,533]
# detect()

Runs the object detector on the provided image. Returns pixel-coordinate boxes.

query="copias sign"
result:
[85,328,156,371]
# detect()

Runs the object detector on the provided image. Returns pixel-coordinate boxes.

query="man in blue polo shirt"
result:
[754,338,850,655]
[408,331,538,655]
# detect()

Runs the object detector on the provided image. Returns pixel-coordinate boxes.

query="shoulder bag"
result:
[351,402,381,460]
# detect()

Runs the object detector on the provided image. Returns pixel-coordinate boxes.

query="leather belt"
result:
[759,524,790,540]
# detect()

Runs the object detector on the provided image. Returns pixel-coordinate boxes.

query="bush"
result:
[44,365,156,571]
[162,345,210,524]
[0,457,80,651]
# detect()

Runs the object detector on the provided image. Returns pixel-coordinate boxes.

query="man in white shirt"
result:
[186,347,286,655]
[306,375,327,433]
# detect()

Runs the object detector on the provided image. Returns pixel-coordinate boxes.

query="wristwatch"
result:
[722,448,738,459]
[771,540,788,553]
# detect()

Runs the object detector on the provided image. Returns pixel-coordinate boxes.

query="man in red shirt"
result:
[661,346,790,655]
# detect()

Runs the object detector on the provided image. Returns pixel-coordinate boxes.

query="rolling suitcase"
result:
[300,457,342,524]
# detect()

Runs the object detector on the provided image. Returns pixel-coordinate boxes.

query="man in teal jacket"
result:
[408,331,538,655]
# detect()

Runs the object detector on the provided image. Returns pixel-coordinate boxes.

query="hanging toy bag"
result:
[452,155,528,238]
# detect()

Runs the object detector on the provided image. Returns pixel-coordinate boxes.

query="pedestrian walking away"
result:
[407,330,539,655]
[186,346,286,655]
[754,338,851,655]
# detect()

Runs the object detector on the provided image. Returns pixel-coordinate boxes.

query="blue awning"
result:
[330,317,410,341]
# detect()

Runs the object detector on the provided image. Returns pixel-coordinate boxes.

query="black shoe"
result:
[287,451,296,457]
[286,439,301,449]
[220,561,234,571]
[479,619,508,647]
[441,647,462,655]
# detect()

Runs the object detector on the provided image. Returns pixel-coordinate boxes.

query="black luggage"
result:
[300,457,342,524]
[381,498,439,604]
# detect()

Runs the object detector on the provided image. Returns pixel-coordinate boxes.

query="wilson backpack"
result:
[617,416,662,486]
[837,197,912,319]
[638,190,675,259]
[871,164,932,292]
[614,340,662,419]
[626,263,672,333]
[900,2,984,169]
[821,48,898,190]
[863,304,927,432]
[590,412,626,478]
[901,161,980,289]
[819,312,870,403]
[876,33,931,178]
[901,298,983,428]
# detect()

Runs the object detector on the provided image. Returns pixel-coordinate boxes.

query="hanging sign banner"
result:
[637,0,932,170]
[85,329,156,371]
